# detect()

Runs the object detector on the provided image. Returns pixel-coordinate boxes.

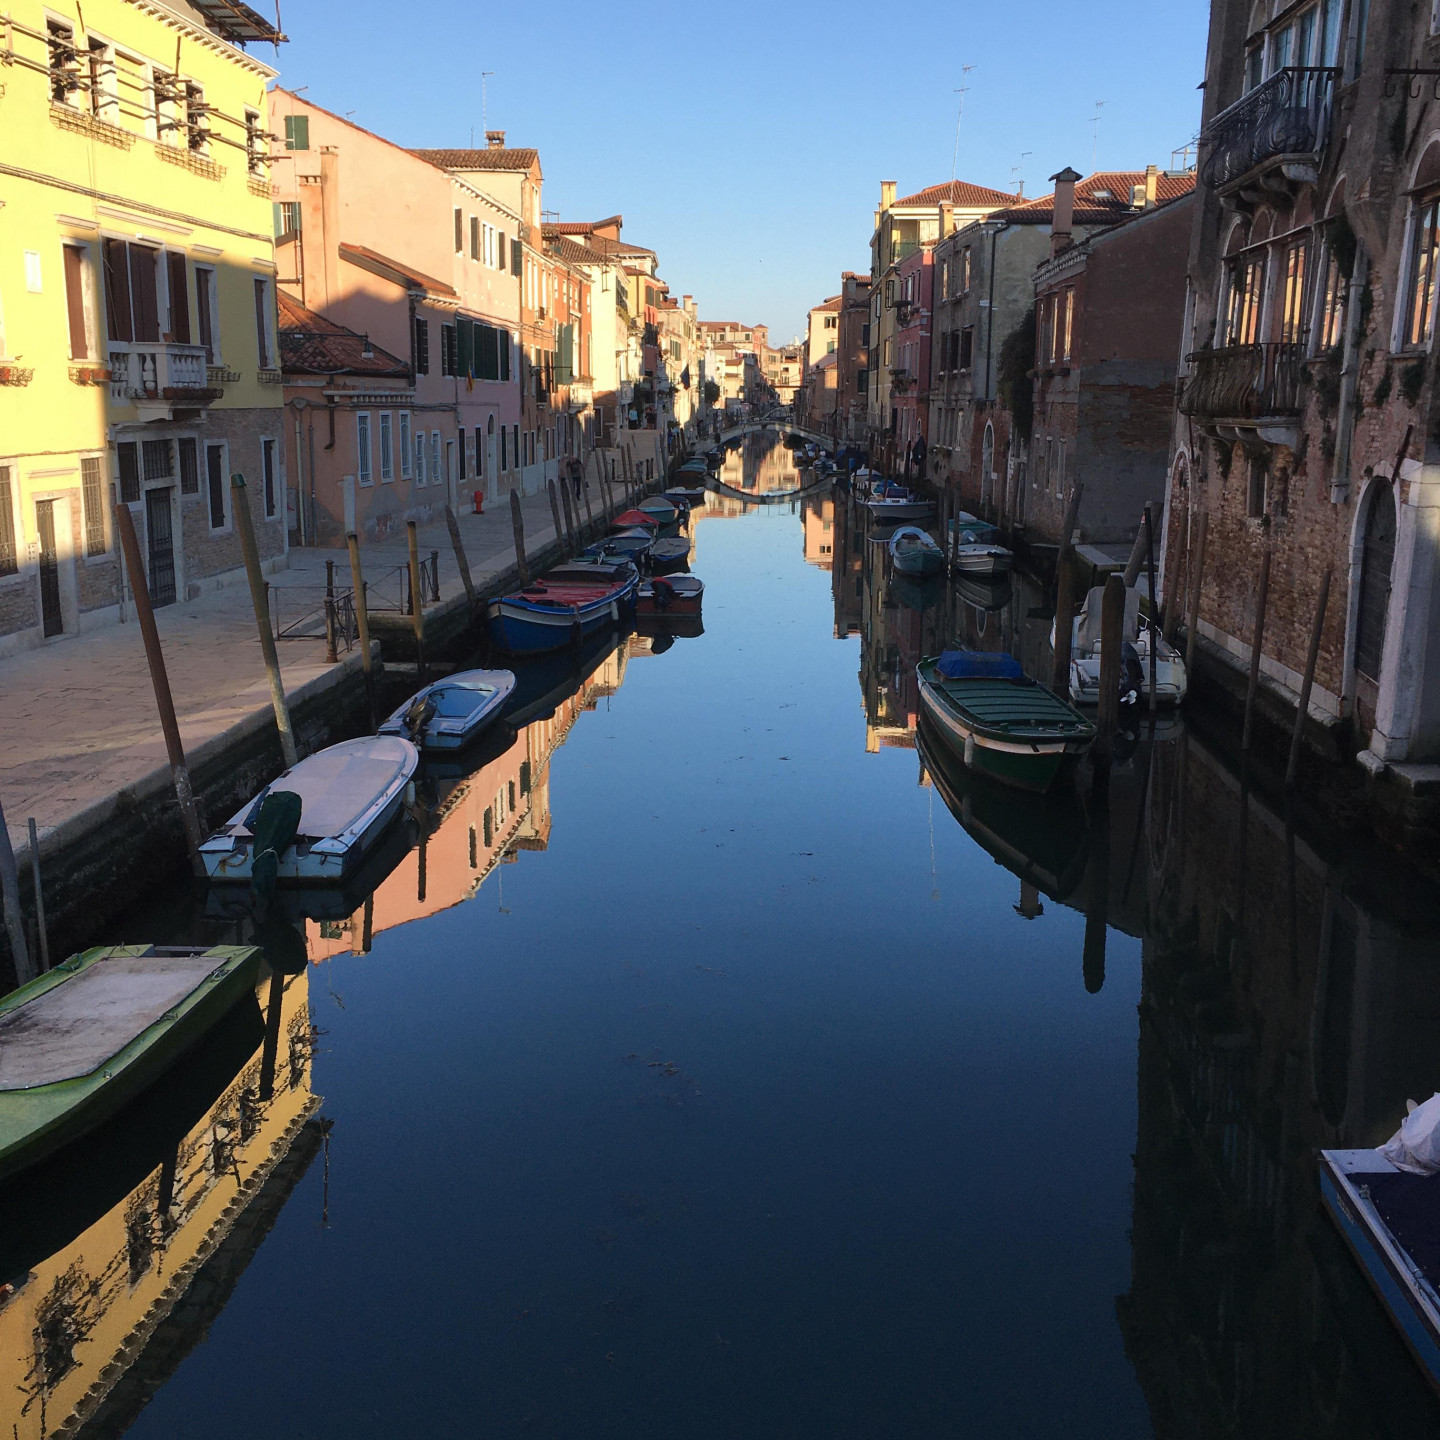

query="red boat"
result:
[635,575,703,616]
[611,509,659,533]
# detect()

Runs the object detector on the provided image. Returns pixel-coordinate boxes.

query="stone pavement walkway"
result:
[0,478,615,857]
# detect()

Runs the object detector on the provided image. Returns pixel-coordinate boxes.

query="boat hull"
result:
[486,577,636,656]
[918,684,1070,792]
[377,669,516,750]
[0,945,261,1182]
[892,548,944,577]
[953,547,1013,577]
[867,500,936,523]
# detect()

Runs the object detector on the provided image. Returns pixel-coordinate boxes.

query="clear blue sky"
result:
[266,0,1210,339]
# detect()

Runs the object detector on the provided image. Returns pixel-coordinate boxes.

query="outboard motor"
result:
[1119,642,1144,708]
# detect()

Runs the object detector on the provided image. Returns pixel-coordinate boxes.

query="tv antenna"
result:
[482,71,494,131]
[1090,100,1107,170]
[950,66,975,182]
[1011,151,1032,196]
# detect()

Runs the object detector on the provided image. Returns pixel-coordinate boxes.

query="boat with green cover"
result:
[916,651,1095,793]
[0,944,261,1181]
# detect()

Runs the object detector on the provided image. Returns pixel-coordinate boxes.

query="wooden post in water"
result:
[1184,511,1209,667]
[25,818,48,972]
[346,532,375,718]
[1242,547,1272,752]
[547,478,567,555]
[1121,523,1148,587]
[1286,566,1331,789]
[509,490,530,585]
[559,479,578,553]
[0,801,32,984]
[581,478,595,539]
[1058,481,1085,568]
[1052,556,1077,696]
[112,503,206,858]
[1094,574,1126,776]
[444,505,476,606]
[324,559,338,664]
[1143,504,1159,717]
[406,519,426,684]
[230,474,298,770]
[1082,789,1111,994]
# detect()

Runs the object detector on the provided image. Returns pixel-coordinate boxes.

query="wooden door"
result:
[145,486,176,607]
[35,499,63,637]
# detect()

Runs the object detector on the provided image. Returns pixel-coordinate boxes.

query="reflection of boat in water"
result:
[0,964,321,1439]
[917,720,1089,903]
[500,631,621,731]
[955,573,1013,612]
[889,572,943,612]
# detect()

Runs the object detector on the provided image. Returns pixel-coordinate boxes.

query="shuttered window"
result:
[413,316,429,375]
[0,467,17,576]
[254,278,272,367]
[80,456,107,556]
[284,114,309,150]
[167,252,190,344]
[470,215,479,261]
[64,244,90,359]
[379,413,394,482]
[399,412,412,477]
[498,233,507,272]
[206,444,226,529]
[457,316,474,377]
[129,245,160,342]
[499,330,510,382]
[454,208,464,254]
[195,267,216,362]
[262,438,278,517]
[178,437,199,494]
[478,323,499,381]
[116,442,141,503]
[103,238,133,343]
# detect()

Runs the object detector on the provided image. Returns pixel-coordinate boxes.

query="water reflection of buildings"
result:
[802,493,835,571]
[0,965,320,1439]
[308,642,630,957]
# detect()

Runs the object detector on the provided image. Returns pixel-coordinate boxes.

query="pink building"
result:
[892,245,934,476]
[267,92,524,546]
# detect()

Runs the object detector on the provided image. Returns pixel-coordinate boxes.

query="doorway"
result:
[35,499,63,638]
[145,486,177,607]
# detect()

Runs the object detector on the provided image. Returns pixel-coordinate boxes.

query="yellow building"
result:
[0,0,286,655]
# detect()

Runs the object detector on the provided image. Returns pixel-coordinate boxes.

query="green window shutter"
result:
[458,316,474,376]
[499,330,511,382]
[284,114,309,151]
[478,324,499,381]
[511,239,523,277]
[498,233,507,271]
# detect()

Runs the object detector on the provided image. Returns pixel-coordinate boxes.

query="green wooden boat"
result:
[916,651,1095,793]
[0,944,261,1182]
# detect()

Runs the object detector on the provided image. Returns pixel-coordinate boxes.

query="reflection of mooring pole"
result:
[1083,788,1110,993]
[112,503,206,862]
[258,962,285,1101]
[0,799,33,984]
[347,531,375,723]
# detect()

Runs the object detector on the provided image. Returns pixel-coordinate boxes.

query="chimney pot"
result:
[1144,163,1159,209]
[486,129,506,148]
[880,180,897,210]
[939,201,955,239]
[1049,166,1081,257]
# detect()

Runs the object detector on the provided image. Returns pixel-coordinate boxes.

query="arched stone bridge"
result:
[717,419,835,449]
[706,475,833,506]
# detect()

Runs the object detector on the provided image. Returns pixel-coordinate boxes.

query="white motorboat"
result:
[953,542,1013,577]
[378,668,516,751]
[888,526,945,577]
[199,736,418,885]
[1059,585,1187,708]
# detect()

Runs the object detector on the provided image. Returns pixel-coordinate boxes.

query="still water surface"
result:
[7,437,1440,1438]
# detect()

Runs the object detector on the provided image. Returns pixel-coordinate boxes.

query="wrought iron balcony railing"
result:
[1200,67,1338,190]
[1178,342,1303,420]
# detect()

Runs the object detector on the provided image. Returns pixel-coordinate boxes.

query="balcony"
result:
[1178,342,1303,446]
[1199,67,1338,194]
[109,343,222,417]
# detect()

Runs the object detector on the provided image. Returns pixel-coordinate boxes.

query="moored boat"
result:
[916,650,1095,793]
[487,557,639,656]
[648,537,691,574]
[378,668,517,751]
[200,736,418,885]
[611,508,659,533]
[665,486,707,507]
[636,574,704,616]
[1061,585,1187,708]
[0,944,262,1180]
[866,483,936,524]
[888,525,945,577]
[584,527,654,564]
[637,496,681,537]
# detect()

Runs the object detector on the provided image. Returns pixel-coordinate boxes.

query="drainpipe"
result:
[1330,240,1369,505]
[984,222,1001,402]
[290,399,308,546]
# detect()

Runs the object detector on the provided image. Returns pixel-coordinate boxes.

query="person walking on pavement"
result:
[567,454,585,500]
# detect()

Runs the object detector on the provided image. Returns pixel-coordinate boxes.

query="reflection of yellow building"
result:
[307,644,630,956]
[0,965,318,1438]
[802,493,835,569]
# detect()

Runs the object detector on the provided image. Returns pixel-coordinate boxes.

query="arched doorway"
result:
[1355,479,1396,683]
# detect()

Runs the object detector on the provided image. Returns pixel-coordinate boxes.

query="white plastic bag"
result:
[1379,1093,1440,1175]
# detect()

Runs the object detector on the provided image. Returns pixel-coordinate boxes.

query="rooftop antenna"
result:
[950,66,975,182]
[1011,151,1032,196]
[1090,100,1107,170]
[482,71,494,132]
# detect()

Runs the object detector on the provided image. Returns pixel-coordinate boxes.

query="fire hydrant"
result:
[473,488,485,515]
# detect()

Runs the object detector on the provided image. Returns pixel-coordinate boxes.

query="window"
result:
[166,252,190,344]
[500,426,507,470]
[414,433,427,486]
[0,466,15,576]
[262,438,278,517]
[143,438,173,481]
[1061,288,1074,361]
[454,208,464,255]
[1403,195,1440,349]
[48,19,79,105]
[512,425,519,469]
[1223,251,1266,345]
[470,215,480,261]
[960,248,972,291]
[284,114,309,151]
[254,277,274,367]
[959,327,974,371]
[63,243,92,359]
[178,437,199,495]
[356,413,373,486]
[458,429,467,481]
[475,424,485,478]
[379,413,394,482]
[80,456,107,556]
[1356,479,1396,680]
[1246,456,1267,518]
[102,239,160,344]
[413,316,430,375]
[278,201,302,238]
[183,81,207,152]
[205,443,226,529]
[399,412,413,478]
[1279,237,1309,343]
[1056,439,1067,496]
[441,323,457,377]
[1316,247,1345,350]
[245,108,263,174]
[195,266,217,361]
[431,431,442,487]
[116,442,140,503]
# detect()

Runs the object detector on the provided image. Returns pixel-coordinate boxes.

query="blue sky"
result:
[266,0,1210,339]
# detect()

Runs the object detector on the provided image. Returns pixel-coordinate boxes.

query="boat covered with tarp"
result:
[487,557,639,655]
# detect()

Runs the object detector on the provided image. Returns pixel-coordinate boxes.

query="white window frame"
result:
[414,432,427,486]
[379,412,394,482]
[430,430,442,488]
[356,412,372,487]
[399,411,413,478]
[61,238,100,361]
[194,263,220,363]
[253,275,275,369]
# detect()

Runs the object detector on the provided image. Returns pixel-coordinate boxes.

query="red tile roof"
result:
[1000,169,1197,223]
[338,242,457,299]
[410,147,540,173]
[544,215,623,236]
[277,292,410,378]
[894,179,1016,208]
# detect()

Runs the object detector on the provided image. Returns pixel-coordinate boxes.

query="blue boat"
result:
[378,668,517,751]
[487,558,638,656]
[583,528,654,564]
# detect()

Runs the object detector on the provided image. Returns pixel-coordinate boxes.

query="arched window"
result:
[1401,142,1440,349]
[1355,479,1397,681]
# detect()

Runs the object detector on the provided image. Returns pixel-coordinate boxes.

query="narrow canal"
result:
[6,434,1440,1438]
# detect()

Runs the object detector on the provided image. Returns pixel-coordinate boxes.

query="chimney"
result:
[939,201,955,239]
[1049,166,1081,257]
[485,130,506,148]
[880,179,897,211]
[1144,163,1159,210]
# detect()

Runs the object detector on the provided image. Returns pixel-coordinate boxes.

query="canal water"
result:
[5,434,1440,1438]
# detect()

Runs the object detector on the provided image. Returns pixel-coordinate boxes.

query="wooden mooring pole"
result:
[112,503,206,859]
[406,519,426,685]
[346,532,375,720]
[1143,504,1159,718]
[1052,556,1076,696]
[26,817,49,973]
[509,490,530,586]
[1093,573,1126,777]
[559,479,578,553]
[444,505,476,607]
[1242,548,1272,753]
[230,474,298,769]
[1184,511,1209,668]
[0,800,33,984]
[547,479,567,555]
[1286,566,1332,790]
